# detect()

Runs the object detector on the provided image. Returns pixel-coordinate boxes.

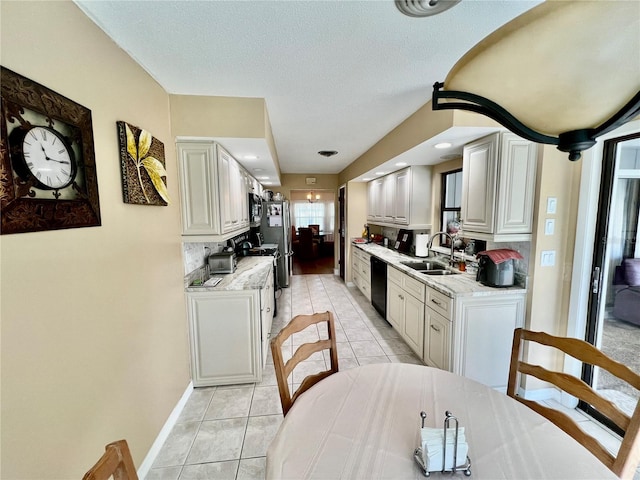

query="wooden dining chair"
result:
[507,328,640,479]
[296,227,319,260]
[82,439,138,480]
[270,311,339,416]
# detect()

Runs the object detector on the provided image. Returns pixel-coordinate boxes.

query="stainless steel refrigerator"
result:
[260,200,291,288]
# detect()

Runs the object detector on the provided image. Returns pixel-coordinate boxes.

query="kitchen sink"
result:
[420,269,459,276]
[400,261,447,271]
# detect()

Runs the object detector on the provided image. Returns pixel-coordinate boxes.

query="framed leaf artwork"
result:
[116,121,170,206]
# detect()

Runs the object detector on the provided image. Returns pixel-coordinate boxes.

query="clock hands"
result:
[40,143,70,164]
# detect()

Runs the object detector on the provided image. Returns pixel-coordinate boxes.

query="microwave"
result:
[248,193,262,227]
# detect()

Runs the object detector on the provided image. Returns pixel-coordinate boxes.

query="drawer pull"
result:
[431,324,441,333]
[431,298,443,307]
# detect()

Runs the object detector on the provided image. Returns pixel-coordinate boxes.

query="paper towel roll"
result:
[415,234,430,257]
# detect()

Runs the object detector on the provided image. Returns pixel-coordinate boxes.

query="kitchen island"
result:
[184,256,276,386]
[352,242,526,391]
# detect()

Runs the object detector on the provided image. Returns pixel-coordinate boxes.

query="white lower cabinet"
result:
[387,267,425,358]
[186,269,274,387]
[422,283,525,391]
[452,294,525,391]
[351,247,371,301]
[424,307,451,371]
[402,293,425,356]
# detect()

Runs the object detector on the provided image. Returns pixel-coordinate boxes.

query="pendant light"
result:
[432,1,640,161]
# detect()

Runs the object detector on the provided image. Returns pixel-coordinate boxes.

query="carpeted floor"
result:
[599,316,640,412]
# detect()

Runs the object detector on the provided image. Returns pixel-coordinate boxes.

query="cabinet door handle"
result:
[431,298,442,307]
[431,324,441,333]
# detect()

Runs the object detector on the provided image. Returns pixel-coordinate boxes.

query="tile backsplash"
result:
[182,242,223,275]
[182,231,252,275]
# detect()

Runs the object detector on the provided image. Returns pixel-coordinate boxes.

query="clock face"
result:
[21,126,76,190]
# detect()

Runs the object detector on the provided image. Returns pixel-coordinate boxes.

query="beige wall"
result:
[345,182,368,282]
[338,105,456,185]
[1,2,189,478]
[523,146,582,385]
[274,173,340,200]
[170,94,283,183]
[429,157,463,232]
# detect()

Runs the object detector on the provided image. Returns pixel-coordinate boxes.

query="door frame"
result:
[579,131,640,435]
[566,120,640,389]
[338,184,346,280]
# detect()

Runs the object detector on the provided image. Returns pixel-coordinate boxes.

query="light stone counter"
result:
[184,256,274,292]
[353,242,526,298]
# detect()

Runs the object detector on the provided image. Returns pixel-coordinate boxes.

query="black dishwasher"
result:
[370,256,388,321]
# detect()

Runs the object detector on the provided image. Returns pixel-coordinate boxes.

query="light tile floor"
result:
[146,273,639,480]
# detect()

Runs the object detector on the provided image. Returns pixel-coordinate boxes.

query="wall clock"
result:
[0,66,101,234]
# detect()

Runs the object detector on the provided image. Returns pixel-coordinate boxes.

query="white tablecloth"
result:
[266,363,616,479]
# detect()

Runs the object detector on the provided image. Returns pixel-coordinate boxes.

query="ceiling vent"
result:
[395,0,461,18]
[318,150,338,157]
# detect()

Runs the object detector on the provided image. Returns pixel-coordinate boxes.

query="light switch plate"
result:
[547,197,557,214]
[545,219,555,235]
[541,250,556,266]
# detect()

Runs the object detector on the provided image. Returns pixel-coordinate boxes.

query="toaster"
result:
[208,251,237,274]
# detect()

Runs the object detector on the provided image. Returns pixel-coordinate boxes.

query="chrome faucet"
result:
[427,231,455,266]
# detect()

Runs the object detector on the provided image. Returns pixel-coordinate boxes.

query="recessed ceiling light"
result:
[395,162,407,167]
[362,178,371,181]
[375,171,386,175]
[244,155,258,160]
[435,142,452,149]
[258,176,270,180]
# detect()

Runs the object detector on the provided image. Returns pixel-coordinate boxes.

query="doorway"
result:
[339,185,345,280]
[582,132,640,433]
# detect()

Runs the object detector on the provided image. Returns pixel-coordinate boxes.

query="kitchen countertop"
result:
[353,242,526,298]
[184,256,274,292]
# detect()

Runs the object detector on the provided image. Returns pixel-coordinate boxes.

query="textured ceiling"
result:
[75,0,540,182]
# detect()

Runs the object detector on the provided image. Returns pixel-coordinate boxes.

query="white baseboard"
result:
[346,281,355,287]
[137,382,194,479]
[334,268,339,276]
[518,386,561,403]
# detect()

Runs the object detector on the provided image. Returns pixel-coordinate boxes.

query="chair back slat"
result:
[517,397,616,469]
[507,328,640,480]
[519,362,631,430]
[270,311,339,416]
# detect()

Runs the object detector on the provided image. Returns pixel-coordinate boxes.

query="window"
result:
[440,169,462,234]
[292,201,335,233]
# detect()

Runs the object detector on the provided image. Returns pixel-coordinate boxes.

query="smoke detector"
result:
[395,0,461,18]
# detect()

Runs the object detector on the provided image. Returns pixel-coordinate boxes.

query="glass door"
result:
[582,132,640,434]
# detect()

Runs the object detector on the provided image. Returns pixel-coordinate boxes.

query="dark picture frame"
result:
[0,66,101,234]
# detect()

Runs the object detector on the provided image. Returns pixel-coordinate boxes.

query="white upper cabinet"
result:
[367,166,432,229]
[178,141,251,241]
[367,178,384,221]
[461,132,537,242]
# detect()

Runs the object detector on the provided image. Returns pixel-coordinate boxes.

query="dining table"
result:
[266,363,617,479]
